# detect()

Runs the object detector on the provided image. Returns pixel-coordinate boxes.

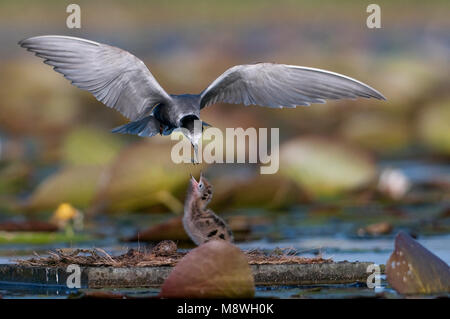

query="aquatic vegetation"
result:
[0,231,92,245]
[160,240,255,298]
[0,161,32,195]
[280,137,376,198]
[417,100,450,156]
[0,0,448,300]
[386,231,450,295]
[24,165,105,212]
[92,141,203,213]
[126,215,258,244]
[61,127,124,166]
[339,112,412,154]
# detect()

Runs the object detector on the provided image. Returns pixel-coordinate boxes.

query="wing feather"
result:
[19,35,172,120]
[200,63,385,109]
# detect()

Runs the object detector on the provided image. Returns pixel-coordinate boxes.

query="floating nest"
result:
[245,247,331,265]
[16,240,332,268]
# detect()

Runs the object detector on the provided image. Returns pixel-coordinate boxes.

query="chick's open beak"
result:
[190,174,199,188]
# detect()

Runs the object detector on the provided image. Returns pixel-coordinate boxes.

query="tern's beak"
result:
[192,143,199,164]
[184,122,201,164]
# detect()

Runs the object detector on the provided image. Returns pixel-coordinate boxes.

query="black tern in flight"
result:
[19,35,385,161]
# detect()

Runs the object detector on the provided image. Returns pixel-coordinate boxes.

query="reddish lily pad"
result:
[0,220,57,232]
[386,231,450,295]
[125,215,255,243]
[357,222,393,236]
[126,217,189,242]
[159,240,255,298]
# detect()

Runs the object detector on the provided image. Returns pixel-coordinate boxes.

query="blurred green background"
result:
[0,0,448,235]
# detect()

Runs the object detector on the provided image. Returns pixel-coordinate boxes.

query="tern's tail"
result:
[111,115,162,137]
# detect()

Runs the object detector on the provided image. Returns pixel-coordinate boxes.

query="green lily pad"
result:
[224,174,299,209]
[25,165,104,212]
[280,137,376,198]
[417,100,450,156]
[0,231,92,245]
[0,61,79,135]
[93,141,203,213]
[340,112,411,154]
[62,127,124,166]
[0,161,32,194]
[374,58,441,108]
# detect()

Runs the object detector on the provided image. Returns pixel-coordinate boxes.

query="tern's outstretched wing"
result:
[19,35,172,120]
[200,63,385,109]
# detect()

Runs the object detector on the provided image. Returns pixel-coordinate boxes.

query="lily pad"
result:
[280,136,376,198]
[0,220,57,232]
[225,174,300,209]
[93,141,203,213]
[0,231,92,245]
[375,58,441,108]
[386,231,450,295]
[0,161,32,194]
[357,222,393,236]
[160,240,255,298]
[126,215,254,243]
[62,127,124,166]
[25,165,104,212]
[126,217,189,242]
[339,112,411,154]
[417,100,450,156]
[0,61,79,136]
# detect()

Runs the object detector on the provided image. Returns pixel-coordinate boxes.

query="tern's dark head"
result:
[180,115,200,134]
[180,115,203,162]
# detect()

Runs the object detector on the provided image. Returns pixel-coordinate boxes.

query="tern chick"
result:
[19,35,386,162]
[183,173,233,245]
